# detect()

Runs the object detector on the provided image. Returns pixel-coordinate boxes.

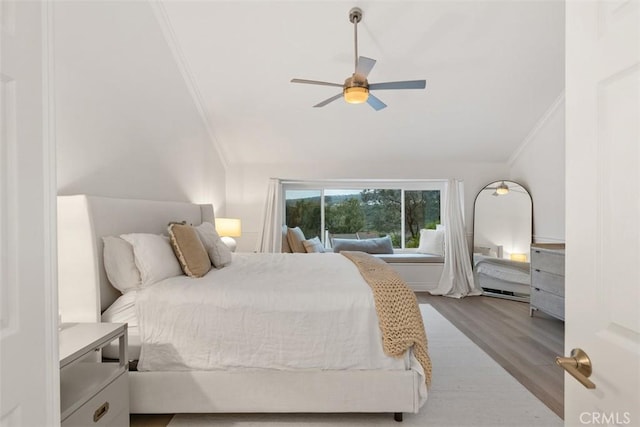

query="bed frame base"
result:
[129,370,422,415]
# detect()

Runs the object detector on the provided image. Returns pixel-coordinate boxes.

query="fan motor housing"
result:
[344,75,369,89]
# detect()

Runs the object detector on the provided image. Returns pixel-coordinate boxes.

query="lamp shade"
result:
[344,86,369,104]
[215,218,242,237]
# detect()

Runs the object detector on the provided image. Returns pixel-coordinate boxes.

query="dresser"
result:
[60,323,129,426]
[529,243,565,321]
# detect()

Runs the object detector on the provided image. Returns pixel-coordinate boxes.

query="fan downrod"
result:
[349,7,362,24]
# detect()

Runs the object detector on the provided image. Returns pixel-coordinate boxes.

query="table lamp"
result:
[510,253,527,262]
[215,218,242,252]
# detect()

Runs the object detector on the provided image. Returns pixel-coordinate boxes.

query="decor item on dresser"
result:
[214,217,242,252]
[529,243,565,320]
[57,195,430,421]
[472,180,532,301]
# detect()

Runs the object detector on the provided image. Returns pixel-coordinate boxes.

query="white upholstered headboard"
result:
[57,195,215,322]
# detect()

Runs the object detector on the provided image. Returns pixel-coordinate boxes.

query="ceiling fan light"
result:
[496,181,510,195]
[344,86,369,104]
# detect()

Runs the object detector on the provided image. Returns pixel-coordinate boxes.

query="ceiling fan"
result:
[483,181,527,196]
[291,7,426,111]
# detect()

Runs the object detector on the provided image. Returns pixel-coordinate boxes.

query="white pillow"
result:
[102,236,142,293]
[194,222,232,268]
[120,233,183,286]
[286,227,307,253]
[303,236,325,253]
[417,228,445,256]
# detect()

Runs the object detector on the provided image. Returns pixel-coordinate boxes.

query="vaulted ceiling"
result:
[159,1,565,166]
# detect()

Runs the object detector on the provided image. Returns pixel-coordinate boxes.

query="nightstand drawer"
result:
[62,372,128,427]
[531,249,565,276]
[531,269,564,297]
[531,288,564,320]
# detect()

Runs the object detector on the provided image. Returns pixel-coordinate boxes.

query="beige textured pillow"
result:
[287,227,307,253]
[281,225,292,253]
[168,224,211,278]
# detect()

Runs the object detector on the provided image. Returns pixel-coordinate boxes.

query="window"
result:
[284,181,443,249]
[285,190,321,240]
[404,190,441,248]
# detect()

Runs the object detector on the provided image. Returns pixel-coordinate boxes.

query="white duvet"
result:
[135,252,423,380]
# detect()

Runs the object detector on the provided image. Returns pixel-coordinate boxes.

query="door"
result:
[565,1,639,425]
[0,1,59,426]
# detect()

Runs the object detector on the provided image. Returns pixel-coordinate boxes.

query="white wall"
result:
[55,1,226,211]
[227,160,508,252]
[51,0,564,248]
[509,96,565,243]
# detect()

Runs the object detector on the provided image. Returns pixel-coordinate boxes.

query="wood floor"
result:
[131,294,564,426]
[417,293,565,419]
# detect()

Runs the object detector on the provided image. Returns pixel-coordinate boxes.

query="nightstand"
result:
[59,323,129,426]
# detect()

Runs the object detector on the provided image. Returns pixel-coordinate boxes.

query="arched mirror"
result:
[473,180,532,301]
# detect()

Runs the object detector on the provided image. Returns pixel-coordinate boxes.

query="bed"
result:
[57,195,429,419]
[473,254,531,301]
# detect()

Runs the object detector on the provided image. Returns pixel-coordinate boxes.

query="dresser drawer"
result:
[531,269,564,297]
[531,249,565,276]
[531,288,565,320]
[62,372,128,427]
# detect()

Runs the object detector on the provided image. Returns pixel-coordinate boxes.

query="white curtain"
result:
[256,178,283,253]
[430,179,483,298]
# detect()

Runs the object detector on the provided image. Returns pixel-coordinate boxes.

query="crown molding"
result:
[508,91,565,166]
[150,1,229,170]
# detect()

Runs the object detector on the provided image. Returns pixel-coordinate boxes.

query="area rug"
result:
[168,304,562,426]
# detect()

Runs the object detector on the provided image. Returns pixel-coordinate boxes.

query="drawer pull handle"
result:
[93,402,109,423]
[535,269,541,272]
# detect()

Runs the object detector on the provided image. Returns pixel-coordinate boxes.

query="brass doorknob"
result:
[556,348,596,389]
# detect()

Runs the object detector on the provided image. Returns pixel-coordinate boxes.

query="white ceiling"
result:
[159,1,564,166]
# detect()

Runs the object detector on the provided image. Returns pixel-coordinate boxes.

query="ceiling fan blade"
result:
[313,93,343,108]
[291,78,343,88]
[366,93,387,111]
[369,80,426,90]
[355,56,376,79]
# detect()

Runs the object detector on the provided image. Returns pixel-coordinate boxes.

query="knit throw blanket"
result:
[342,251,432,387]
